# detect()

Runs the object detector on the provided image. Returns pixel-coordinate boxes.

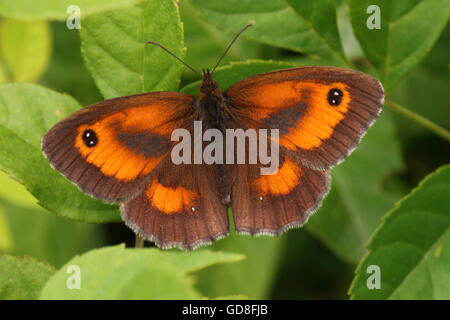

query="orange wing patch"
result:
[236,81,351,151]
[253,158,302,196]
[241,81,306,121]
[146,179,196,214]
[73,103,183,181]
[280,82,350,150]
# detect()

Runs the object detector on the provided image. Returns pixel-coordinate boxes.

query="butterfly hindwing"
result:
[122,158,229,249]
[228,156,330,235]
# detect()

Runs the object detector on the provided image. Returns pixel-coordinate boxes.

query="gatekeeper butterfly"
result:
[42,25,384,249]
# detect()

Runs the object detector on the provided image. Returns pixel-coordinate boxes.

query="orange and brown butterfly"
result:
[42,25,384,250]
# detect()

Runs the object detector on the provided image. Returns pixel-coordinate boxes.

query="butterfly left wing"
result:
[43,91,229,249]
[224,66,384,234]
[42,92,194,202]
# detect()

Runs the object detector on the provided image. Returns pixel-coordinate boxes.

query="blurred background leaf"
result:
[0,199,106,268]
[0,170,106,267]
[348,0,450,90]
[271,230,354,299]
[390,23,450,186]
[350,165,450,299]
[0,202,12,251]
[0,62,6,83]
[0,0,143,20]
[0,18,51,82]
[0,254,55,299]
[41,21,102,106]
[195,229,286,300]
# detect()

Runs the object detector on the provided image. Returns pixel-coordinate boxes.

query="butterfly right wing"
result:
[223,66,383,235]
[226,66,384,170]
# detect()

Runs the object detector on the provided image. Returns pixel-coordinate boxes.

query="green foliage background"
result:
[0,0,449,300]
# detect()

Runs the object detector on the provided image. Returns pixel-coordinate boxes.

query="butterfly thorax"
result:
[196,69,231,129]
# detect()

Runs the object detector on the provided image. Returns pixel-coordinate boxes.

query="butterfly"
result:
[42,26,384,250]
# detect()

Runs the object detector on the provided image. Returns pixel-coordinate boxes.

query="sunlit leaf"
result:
[40,245,244,299]
[0,19,51,82]
[81,0,185,98]
[0,0,143,20]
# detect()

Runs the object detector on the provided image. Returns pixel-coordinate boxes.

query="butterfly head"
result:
[200,68,219,94]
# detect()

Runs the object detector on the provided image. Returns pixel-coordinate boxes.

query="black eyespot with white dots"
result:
[82,129,98,147]
[327,88,343,106]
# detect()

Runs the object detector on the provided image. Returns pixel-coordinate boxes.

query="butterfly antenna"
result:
[147,41,201,76]
[211,24,253,75]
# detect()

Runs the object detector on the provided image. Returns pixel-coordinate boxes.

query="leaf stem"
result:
[135,234,144,248]
[386,100,450,142]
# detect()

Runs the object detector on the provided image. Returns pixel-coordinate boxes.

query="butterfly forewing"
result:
[42,92,194,201]
[224,66,384,234]
[226,66,384,170]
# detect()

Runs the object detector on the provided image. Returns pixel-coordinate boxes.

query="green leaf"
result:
[0,170,38,208]
[392,24,450,140]
[40,245,244,299]
[0,83,119,222]
[81,0,185,99]
[0,59,8,83]
[0,19,51,82]
[0,0,143,20]
[0,255,55,300]
[0,205,13,251]
[41,21,104,106]
[189,0,348,66]
[0,197,106,268]
[307,110,403,263]
[348,0,450,90]
[350,165,450,299]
